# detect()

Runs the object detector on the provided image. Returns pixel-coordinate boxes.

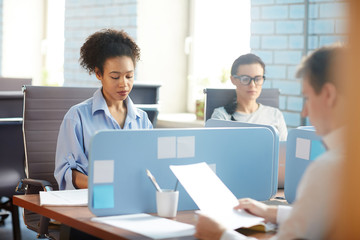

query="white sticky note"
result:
[177,136,195,158]
[158,137,176,159]
[295,138,310,160]
[93,160,114,183]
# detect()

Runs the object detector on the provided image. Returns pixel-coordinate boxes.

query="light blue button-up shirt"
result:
[54,88,153,190]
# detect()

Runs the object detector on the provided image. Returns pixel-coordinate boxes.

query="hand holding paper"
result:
[169,162,264,229]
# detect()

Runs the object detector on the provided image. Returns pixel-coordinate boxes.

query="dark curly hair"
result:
[79,29,140,75]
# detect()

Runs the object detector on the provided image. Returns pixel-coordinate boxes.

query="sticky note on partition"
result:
[295,138,310,160]
[177,136,195,158]
[93,185,114,209]
[93,160,114,183]
[158,137,176,159]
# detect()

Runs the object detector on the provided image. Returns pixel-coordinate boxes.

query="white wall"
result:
[2,0,46,85]
[45,0,65,85]
[137,0,189,113]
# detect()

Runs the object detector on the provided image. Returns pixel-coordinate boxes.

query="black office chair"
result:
[0,92,24,118]
[0,78,30,240]
[16,86,98,239]
[203,88,280,121]
[0,119,25,240]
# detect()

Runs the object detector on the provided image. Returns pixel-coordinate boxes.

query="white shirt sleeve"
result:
[211,107,231,120]
[275,151,340,240]
[220,230,257,240]
[276,205,292,225]
[274,108,288,141]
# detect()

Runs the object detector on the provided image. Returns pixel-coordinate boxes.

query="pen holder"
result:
[156,189,179,218]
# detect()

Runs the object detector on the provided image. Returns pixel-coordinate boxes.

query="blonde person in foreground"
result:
[195,44,346,240]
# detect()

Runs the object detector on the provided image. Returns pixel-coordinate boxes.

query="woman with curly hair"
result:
[54,29,152,190]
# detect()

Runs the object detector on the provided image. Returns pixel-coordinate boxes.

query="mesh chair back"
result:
[204,88,280,121]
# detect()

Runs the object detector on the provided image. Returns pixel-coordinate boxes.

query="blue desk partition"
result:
[205,119,279,196]
[284,127,326,203]
[88,127,278,217]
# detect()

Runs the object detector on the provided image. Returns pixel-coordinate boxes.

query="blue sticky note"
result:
[310,140,326,160]
[93,185,114,209]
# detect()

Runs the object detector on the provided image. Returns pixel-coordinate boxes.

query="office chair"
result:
[203,88,280,121]
[0,119,25,240]
[16,84,160,238]
[16,85,98,239]
[0,77,31,118]
[0,77,32,91]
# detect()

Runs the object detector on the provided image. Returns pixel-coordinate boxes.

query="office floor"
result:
[0,208,41,240]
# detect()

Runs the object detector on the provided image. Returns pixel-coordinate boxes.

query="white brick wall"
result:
[251,0,347,127]
[64,0,137,86]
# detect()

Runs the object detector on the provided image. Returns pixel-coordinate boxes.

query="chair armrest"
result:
[16,178,53,193]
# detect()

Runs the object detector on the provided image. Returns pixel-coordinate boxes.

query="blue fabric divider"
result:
[88,127,278,217]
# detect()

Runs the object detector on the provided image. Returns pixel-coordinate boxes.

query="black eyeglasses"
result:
[232,75,266,86]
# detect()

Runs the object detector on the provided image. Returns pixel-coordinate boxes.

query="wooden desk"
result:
[13,194,276,240]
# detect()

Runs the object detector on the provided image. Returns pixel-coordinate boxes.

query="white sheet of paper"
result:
[170,162,264,229]
[93,160,114,183]
[92,213,195,239]
[296,137,310,160]
[177,136,195,158]
[158,136,176,159]
[39,189,88,206]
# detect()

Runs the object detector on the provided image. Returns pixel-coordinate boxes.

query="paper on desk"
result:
[39,189,88,206]
[92,213,195,239]
[170,162,264,229]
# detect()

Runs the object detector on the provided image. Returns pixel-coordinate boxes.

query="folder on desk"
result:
[88,127,279,217]
[39,189,88,206]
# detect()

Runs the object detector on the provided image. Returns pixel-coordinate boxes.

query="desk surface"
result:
[13,194,278,240]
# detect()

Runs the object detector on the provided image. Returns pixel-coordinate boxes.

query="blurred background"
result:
[0,0,348,128]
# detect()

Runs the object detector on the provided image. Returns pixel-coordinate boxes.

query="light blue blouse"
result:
[54,88,153,190]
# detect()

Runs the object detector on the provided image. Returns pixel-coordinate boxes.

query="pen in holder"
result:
[174,179,179,191]
[146,169,162,192]
[156,189,179,218]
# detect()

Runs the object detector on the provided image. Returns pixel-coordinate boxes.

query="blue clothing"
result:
[54,88,153,190]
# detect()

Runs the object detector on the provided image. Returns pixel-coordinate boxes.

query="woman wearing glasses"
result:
[211,53,287,141]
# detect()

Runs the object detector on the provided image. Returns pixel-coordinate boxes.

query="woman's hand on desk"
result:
[194,213,226,240]
[234,198,278,224]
